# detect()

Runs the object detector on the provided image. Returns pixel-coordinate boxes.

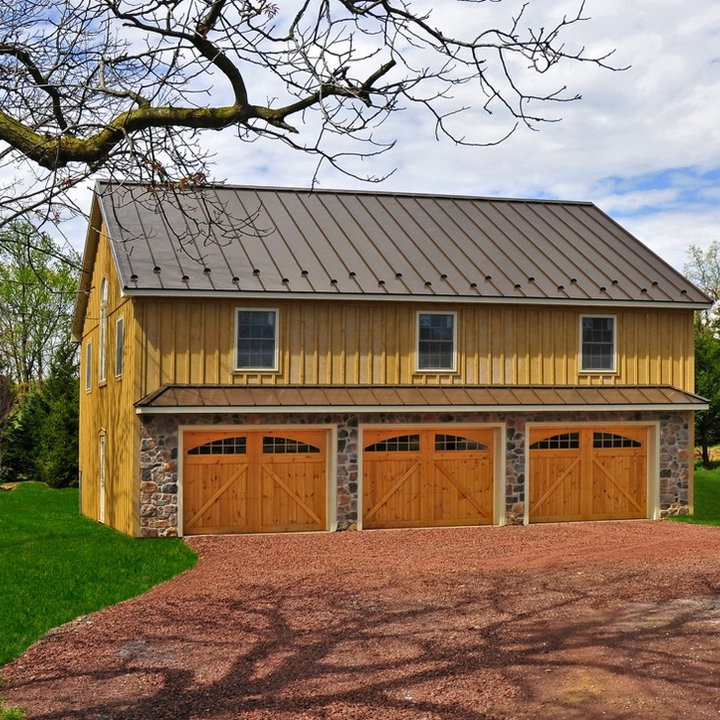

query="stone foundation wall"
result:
[138,410,692,537]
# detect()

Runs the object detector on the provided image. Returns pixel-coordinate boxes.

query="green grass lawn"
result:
[670,463,720,526]
[0,482,196,667]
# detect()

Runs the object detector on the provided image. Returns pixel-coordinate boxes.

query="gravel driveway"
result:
[4,521,720,719]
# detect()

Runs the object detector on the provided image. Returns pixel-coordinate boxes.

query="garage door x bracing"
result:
[529,425,648,523]
[183,429,327,535]
[362,427,495,529]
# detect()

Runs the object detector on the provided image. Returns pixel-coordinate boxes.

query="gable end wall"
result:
[78,224,140,535]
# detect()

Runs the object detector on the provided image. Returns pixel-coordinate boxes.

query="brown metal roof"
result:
[95,181,710,307]
[135,384,707,412]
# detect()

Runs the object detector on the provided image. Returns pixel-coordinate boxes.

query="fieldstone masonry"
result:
[138,409,692,537]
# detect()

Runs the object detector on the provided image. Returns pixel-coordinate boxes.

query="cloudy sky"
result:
[64,0,719,273]
[214,0,720,273]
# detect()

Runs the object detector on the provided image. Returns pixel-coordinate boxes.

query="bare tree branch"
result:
[0,0,623,232]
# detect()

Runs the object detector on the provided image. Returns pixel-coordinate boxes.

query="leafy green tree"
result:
[0,344,79,487]
[0,385,46,483]
[685,241,720,307]
[694,322,720,466]
[0,223,79,484]
[0,223,78,384]
[685,242,720,466]
[36,342,79,488]
[0,375,16,479]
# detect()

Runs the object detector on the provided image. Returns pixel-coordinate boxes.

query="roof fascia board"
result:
[122,288,710,310]
[71,192,104,341]
[136,402,707,415]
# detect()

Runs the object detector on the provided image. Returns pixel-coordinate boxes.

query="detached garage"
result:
[76,184,709,537]
[528,425,650,523]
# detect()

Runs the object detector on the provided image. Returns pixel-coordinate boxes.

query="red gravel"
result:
[3,521,720,719]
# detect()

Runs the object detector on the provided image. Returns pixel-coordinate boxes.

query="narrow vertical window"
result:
[235,309,278,370]
[85,342,92,391]
[98,278,108,383]
[417,312,456,370]
[115,317,124,377]
[580,316,616,372]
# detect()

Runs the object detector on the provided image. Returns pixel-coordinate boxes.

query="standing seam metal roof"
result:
[95,181,710,305]
[135,384,708,411]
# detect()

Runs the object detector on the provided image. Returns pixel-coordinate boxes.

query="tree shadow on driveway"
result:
[4,527,720,719]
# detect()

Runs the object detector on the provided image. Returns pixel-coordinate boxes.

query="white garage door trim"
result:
[178,423,337,536]
[523,420,660,525]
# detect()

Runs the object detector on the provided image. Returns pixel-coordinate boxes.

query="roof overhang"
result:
[135,384,708,415]
[121,288,710,311]
[71,193,104,342]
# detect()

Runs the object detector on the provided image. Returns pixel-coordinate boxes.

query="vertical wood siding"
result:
[135,299,695,394]
[78,226,139,536]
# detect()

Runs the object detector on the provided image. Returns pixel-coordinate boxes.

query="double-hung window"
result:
[417,312,456,371]
[580,315,616,372]
[235,309,278,370]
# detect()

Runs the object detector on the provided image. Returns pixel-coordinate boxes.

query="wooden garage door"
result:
[362,427,495,529]
[183,429,327,535]
[529,426,648,523]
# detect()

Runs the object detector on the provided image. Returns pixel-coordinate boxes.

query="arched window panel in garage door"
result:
[262,436,320,454]
[365,434,421,453]
[187,436,247,455]
[593,432,641,448]
[529,432,580,450]
[435,433,489,451]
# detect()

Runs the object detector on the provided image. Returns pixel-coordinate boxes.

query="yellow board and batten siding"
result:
[135,299,696,395]
[78,228,140,536]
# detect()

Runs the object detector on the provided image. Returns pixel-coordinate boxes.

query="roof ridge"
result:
[94,179,593,207]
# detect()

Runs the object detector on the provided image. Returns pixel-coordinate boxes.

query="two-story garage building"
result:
[72,182,710,536]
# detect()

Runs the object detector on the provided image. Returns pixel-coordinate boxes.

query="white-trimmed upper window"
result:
[98,277,108,383]
[235,309,278,370]
[580,315,616,372]
[115,316,124,377]
[417,312,456,371]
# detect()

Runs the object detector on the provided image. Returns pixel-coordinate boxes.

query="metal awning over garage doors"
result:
[182,428,329,535]
[361,426,499,529]
[528,425,651,522]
